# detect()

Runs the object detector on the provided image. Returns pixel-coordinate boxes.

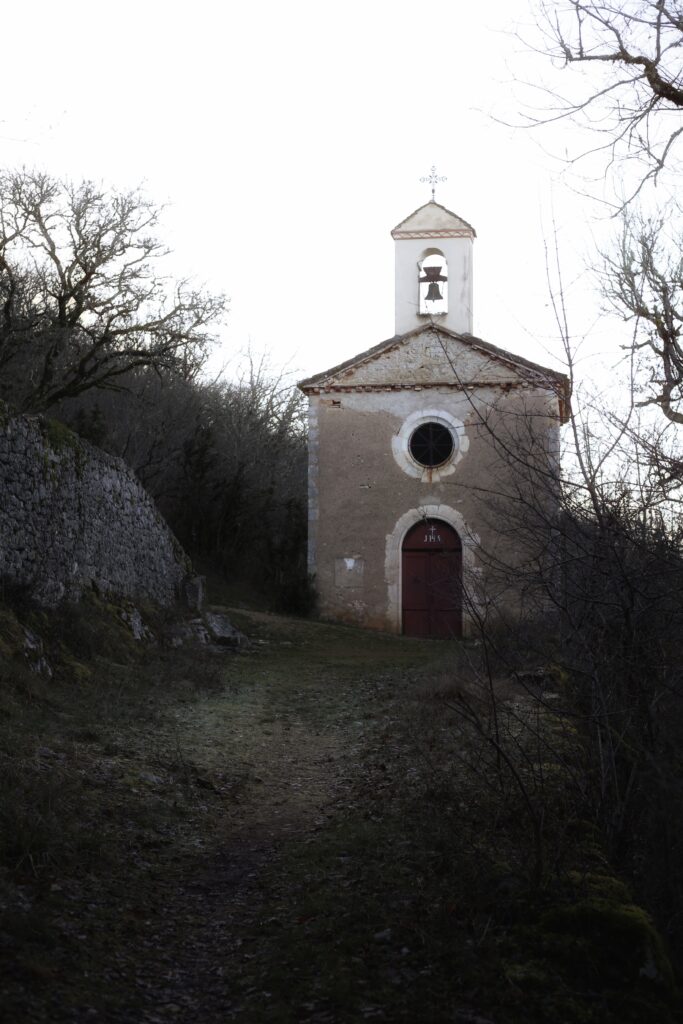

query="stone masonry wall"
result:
[0,412,190,607]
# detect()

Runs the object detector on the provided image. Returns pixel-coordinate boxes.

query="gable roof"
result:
[298,324,571,422]
[391,201,476,239]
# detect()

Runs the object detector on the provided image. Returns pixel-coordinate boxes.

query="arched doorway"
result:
[402,518,462,638]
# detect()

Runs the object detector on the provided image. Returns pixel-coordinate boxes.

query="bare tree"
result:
[446,358,683,947]
[529,0,683,200]
[598,206,683,424]
[0,170,225,412]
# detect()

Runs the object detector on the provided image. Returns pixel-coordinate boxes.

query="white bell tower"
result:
[391,195,475,337]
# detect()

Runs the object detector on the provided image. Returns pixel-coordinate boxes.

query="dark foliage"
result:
[58,360,310,613]
[558,497,683,950]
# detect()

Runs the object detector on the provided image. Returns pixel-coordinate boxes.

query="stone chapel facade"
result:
[298,200,570,638]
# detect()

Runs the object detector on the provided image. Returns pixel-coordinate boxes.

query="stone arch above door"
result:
[384,504,480,637]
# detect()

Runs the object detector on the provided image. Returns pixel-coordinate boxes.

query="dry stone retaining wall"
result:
[0,412,190,607]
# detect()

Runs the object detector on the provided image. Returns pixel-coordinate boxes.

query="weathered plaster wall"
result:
[308,385,560,635]
[394,235,473,336]
[0,413,190,607]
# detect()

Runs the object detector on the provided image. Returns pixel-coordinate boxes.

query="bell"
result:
[420,264,447,301]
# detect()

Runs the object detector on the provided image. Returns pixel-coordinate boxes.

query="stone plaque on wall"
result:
[334,557,365,588]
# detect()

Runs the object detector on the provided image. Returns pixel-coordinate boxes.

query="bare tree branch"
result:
[0,170,226,412]
[599,206,683,423]
[526,0,683,200]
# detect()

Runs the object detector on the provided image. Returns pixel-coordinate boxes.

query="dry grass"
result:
[0,598,678,1024]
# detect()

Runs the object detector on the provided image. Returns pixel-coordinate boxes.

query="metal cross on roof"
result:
[420,165,447,202]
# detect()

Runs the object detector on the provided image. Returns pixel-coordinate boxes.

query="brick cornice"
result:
[391,228,474,239]
[302,380,540,395]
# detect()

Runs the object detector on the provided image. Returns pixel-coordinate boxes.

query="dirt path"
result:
[126,619,366,1023]
[115,751,348,1023]
[3,607,451,1024]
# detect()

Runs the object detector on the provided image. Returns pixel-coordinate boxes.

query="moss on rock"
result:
[43,418,81,454]
[0,607,26,658]
[540,897,675,990]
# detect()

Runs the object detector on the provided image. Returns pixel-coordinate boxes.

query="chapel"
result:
[298,196,570,638]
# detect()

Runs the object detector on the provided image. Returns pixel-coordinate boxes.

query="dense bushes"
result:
[57,359,310,612]
[466,413,683,961]
[557,499,683,952]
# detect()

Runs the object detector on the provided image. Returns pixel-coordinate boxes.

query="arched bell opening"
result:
[401,518,462,638]
[418,249,448,317]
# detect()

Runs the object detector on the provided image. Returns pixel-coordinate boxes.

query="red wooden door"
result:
[402,519,462,638]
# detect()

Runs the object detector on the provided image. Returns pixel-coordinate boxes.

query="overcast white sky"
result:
[1,0,628,385]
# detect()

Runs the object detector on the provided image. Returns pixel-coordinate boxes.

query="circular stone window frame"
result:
[391,408,469,482]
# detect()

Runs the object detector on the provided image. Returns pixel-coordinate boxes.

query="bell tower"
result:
[391,199,475,337]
